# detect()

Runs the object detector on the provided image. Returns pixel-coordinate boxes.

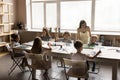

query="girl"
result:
[77,20,91,44]
[41,28,52,41]
[31,37,51,80]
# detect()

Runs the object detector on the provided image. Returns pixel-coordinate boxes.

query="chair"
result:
[26,53,51,80]
[5,43,24,75]
[63,58,89,80]
[88,59,100,74]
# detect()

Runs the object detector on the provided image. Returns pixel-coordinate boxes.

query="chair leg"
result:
[78,78,81,80]
[43,69,50,80]
[9,61,17,75]
[28,66,32,80]
[85,78,88,80]
[64,68,69,80]
[16,58,24,70]
[8,58,24,75]
[32,69,36,80]
[92,62,96,72]
[28,73,32,80]
[10,61,15,69]
[66,76,69,80]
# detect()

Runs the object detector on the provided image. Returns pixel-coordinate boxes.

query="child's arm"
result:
[87,50,101,59]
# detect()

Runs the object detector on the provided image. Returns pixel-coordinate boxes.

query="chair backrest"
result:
[26,53,51,70]
[63,58,87,73]
[26,53,43,61]
[63,58,73,66]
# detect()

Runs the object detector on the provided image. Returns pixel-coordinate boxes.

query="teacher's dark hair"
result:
[79,20,87,28]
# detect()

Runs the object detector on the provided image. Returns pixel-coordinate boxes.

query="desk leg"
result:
[112,61,118,80]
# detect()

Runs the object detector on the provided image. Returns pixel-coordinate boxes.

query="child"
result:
[31,36,52,53]
[89,35,102,72]
[31,37,43,80]
[89,35,99,46]
[11,33,29,69]
[56,31,72,43]
[72,40,101,71]
[31,37,51,80]
[11,33,21,46]
[31,36,47,54]
[41,27,52,41]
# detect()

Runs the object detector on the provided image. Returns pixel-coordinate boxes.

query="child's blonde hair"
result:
[91,35,98,40]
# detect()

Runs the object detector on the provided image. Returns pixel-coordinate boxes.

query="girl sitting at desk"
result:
[72,40,101,72]
[11,33,29,69]
[41,27,52,41]
[31,36,51,80]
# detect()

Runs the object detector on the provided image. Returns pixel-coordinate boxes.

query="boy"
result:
[72,40,101,71]
[56,31,72,43]
[89,35,99,46]
[11,33,28,69]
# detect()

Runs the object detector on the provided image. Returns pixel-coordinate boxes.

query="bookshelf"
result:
[0,1,14,50]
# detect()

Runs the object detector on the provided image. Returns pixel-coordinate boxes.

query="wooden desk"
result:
[14,41,120,80]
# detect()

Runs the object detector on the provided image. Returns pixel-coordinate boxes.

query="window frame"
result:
[26,0,120,34]
[27,0,93,32]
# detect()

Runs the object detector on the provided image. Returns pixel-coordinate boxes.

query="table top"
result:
[14,41,120,60]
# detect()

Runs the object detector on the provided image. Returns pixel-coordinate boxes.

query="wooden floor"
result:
[0,53,120,80]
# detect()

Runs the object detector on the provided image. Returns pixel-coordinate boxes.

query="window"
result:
[27,0,92,31]
[31,3,44,29]
[26,0,31,29]
[95,0,120,32]
[61,1,92,30]
[46,3,57,29]
[26,0,120,33]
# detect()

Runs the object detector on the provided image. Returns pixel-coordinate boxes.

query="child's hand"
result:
[47,42,52,48]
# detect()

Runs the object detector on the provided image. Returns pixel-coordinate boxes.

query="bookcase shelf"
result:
[0,1,13,49]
